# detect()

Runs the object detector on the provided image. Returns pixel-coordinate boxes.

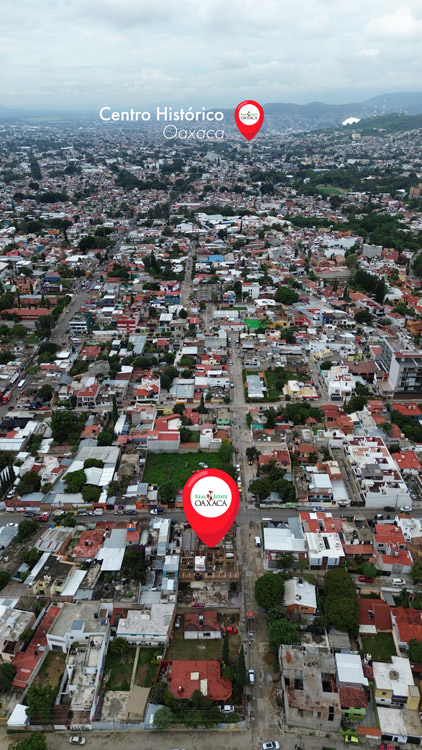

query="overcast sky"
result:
[1,0,422,111]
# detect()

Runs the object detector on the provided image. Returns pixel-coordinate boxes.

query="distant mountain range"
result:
[261,92,422,130]
[1,92,422,130]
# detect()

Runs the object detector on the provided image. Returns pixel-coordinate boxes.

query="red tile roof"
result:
[12,605,61,688]
[358,598,392,630]
[393,606,422,644]
[167,659,231,701]
[339,686,368,709]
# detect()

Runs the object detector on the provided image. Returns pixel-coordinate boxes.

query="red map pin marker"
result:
[183,468,240,548]
[234,100,264,141]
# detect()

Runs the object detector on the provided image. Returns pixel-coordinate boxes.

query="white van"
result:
[254,536,261,547]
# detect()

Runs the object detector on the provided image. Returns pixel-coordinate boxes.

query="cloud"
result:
[365,7,422,39]
[356,49,379,58]
[0,0,422,110]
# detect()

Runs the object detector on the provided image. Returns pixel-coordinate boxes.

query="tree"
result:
[354,309,373,325]
[344,395,368,414]
[267,604,287,622]
[410,559,422,583]
[153,706,174,729]
[81,485,102,503]
[218,443,235,463]
[179,426,193,443]
[222,631,230,667]
[235,645,247,688]
[16,519,37,542]
[23,548,41,568]
[17,470,41,495]
[37,384,53,403]
[110,637,129,655]
[246,447,259,461]
[0,662,16,692]
[97,429,114,446]
[269,618,300,650]
[0,571,10,592]
[178,308,187,319]
[255,572,285,610]
[324,567,358,635]
[173,403,185,415]
[112,394,118,425]
[64,469,86,493]
[35,314,52,335]
[51,410,86,444]
[9,733,47,750]
[320,360,332,370]
[198,393,207,414]
[122,546,146,581]
[275,286,299,305]
[25,684,56,723]
[361,563,377,579]
[409,639,422,663]
[276,551,294,570]
[52,511,76,527]
[159,481,176,504]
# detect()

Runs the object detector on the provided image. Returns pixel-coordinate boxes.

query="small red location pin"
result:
[183,468,240,548]
[234,100,264,141]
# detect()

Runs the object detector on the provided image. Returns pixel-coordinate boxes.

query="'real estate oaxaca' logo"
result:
[183,468,240,547]
[234,100,264,141]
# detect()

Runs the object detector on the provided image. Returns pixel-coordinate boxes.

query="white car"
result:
[262,743,280,750]
[199,462,209,469]
[391,578,406,586]
[69,738,86,746]
[219,705,235,713]
[400,506,412,512]
[248,668,255,685]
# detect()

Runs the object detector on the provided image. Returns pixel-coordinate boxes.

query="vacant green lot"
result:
[361,633,397,662]
[134,647,162,688]
[143,452,226,489]
[167,627,240,662]
[316,185,347,196]
[104,648,136,691]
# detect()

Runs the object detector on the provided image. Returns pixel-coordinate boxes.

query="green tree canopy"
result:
[153,706,174,729]
[268,618,300,650]
[25,684,56,723]
[255,572,285,610]
[275,286,299,305]
[0,662,16,692]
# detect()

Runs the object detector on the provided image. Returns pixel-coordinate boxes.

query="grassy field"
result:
[142,451,226,488]
[32,651,66,690]
[167,627,241,662]
[316,185,347,196]
[134,647,162,688]
[103,648,136,691]
[361,633,397,662]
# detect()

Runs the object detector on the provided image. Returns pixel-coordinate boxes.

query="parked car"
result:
[400,506,412,512]
[383,506,395,512]
[261,742,280,750]
[69,738,86,746]
[358,576,374,583]
[191,601,205,607]
[24,511,35,517]
[198,462,209,469]
[174,616,181,628]
[219,705,235,713]
[379,744,395,750]
[344,736,359,744]
[150,507,164,515]
[391,578,406,586]
[312,506,324,512]
[40,512,50,522]
[126,509,138,515]
[248,668,255,685]
[221,626,238,635]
